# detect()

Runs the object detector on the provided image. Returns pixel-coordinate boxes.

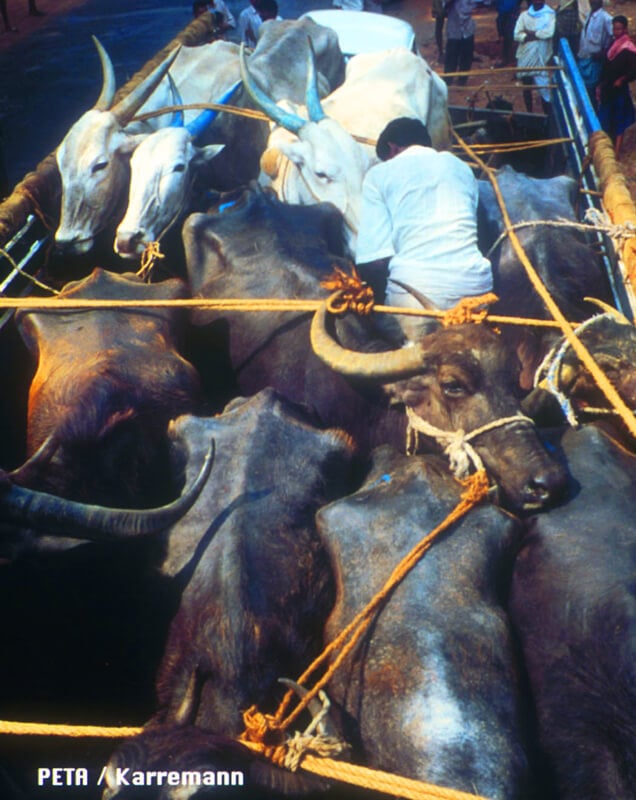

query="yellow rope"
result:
[454,130,636,439]
[0,720,142,737]
[0,293,585,329]
[0,719,492,800]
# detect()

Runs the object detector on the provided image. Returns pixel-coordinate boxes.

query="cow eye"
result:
[92,161,108,174]
[315,171,331,183]
[441,379,467,398]
[173,163,186,173]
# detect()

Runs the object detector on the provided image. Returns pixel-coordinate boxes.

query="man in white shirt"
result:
[577,0,612,106]
[332,0,384,12]
[356,117,492,340]
[238,0,263,47]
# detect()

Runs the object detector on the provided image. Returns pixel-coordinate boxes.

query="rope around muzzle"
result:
[405,407,535,478]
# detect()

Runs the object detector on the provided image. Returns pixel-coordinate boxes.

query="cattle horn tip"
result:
[583,296,633,325]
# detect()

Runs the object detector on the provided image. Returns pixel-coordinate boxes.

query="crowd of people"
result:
[433,0,636,153]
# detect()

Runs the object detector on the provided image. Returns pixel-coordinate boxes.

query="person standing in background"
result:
[432,0,446,63]
[444,0,476,86]
[597,14,636,155]
[577,0,612,107]
[554,0,580,55]
[495,0,521,66]
[514,0,556,113]
[238,0,263,47]
[332,0,384,12]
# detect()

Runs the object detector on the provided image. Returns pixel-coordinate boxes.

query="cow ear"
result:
[278,139,311,168]
[194,144,225,165]
[114,132,147,156]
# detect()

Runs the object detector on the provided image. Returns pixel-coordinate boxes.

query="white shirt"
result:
[577,7,612,59]
[238,5,262,46]
[210,0,236,29]
[332,0,384,12]
[356,146,492,310]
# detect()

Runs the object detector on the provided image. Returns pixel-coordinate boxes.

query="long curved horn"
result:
[305,38,326,123]
[1,440,214,541]
[583,296,633,326]
[239,43,306,133]
[167,72,184,127]
[185,79,242,141]
[92,36,116,111]
[310,296,426,380]
[111,46,182,126]
[389,279,440,311]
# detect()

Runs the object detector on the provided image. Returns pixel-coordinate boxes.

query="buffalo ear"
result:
[194,143,225,165]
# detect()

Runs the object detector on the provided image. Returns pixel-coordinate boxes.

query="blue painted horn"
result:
[305,38,326,123]
[239,43,306,133]
[167,72,185,127]
[186,79,242,142]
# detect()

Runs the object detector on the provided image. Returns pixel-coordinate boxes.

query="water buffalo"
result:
[477,165,613,388]
[12,268,201,506]
[525,310,636,451]
[184,185,567,512]
[509,423,636,800]
[316,445,535,800]
[101,389,356,797]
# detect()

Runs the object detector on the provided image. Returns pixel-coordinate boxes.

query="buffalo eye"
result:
[91,161,109,174]
[441,379,467,398]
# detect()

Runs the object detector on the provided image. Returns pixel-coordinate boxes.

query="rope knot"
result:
[441,293,498,327]
[137,241,165,282]
[459,469,491,504]
[321,266,374,315]
[240,706,285,749]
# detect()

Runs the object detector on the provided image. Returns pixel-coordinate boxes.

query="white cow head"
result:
[114,80,240,258]
[239,43,370,253]
[55,37,180,255]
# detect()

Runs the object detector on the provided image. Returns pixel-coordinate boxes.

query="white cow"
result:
[55,39,252,255]
[113,20,346,259]
[244,46,452,253]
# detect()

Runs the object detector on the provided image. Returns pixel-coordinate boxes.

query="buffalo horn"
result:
[583,296,633,326]
[304,38,326,123]
[185,79,242,142]
[1,440,214,542]
[92,36,117,111]
[310,295,426,380]
[111,46,182,126]
[389,279,439,311]
[239,43,306,134]
[278,678,338,739]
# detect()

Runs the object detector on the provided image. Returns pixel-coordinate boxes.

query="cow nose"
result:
[115,230,146,258]
[523,463,568,509]
[55,235,93,255]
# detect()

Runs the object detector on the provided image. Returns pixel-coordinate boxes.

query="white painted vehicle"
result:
[299,9,417,59]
